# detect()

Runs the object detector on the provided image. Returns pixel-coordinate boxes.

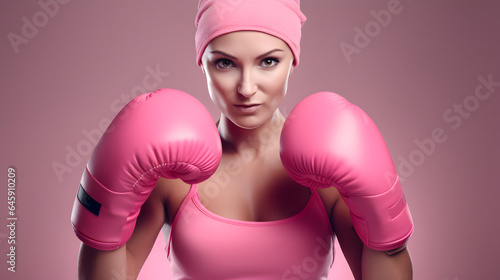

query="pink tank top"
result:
[166,184,334,279]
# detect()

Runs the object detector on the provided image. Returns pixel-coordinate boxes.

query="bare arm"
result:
[361,245,412,280]
[329,187,363,280]
[77,183,166,280]
[78,243,128,280]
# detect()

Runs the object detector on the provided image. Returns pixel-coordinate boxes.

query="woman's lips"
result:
[234,104,261,113]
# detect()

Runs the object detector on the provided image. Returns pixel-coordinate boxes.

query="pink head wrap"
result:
[195,0,307,67]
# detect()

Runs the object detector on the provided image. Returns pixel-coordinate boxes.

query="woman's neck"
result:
[218,110,285,159]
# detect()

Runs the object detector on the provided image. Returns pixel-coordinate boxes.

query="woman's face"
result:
[201,31,294,129]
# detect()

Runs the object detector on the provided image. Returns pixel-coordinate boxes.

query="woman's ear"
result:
[200,63,205,74]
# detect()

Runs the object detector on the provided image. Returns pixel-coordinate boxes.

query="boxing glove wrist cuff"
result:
[71,167,147,251]
[340,177,413,251]
[385,243,408,256]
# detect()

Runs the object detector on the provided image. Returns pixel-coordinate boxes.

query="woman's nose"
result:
[237,69,257,98]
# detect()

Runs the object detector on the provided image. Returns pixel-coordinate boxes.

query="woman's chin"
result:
[229,116,265,130]
[227,109,283,131]
[234,120,263,130]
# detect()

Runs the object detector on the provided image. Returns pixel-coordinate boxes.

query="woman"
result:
[77,0,413,279]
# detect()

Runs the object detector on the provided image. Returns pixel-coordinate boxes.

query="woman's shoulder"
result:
[152,177,191,224]
[315,186,342,220]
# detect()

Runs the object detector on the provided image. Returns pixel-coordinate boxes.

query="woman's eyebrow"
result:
[210,50,237,60]
[256,48,284,59]
[210,48,284,60]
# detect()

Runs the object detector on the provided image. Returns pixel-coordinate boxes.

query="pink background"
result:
[1,0,499,279]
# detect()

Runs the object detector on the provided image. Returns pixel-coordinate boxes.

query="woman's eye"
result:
[261,57,279,68]
[215,59,233,69]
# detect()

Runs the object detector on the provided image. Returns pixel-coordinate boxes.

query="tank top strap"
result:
[306,187,335,268]
[165,184,199,258]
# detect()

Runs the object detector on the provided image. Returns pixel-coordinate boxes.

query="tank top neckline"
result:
[166,183,336,272]
[189,183,319,227]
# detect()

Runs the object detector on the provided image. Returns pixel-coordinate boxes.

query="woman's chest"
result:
[195,155,326,222]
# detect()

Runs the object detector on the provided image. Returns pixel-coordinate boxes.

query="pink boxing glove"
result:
[71,88,222,251]
[280,92,413,251]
